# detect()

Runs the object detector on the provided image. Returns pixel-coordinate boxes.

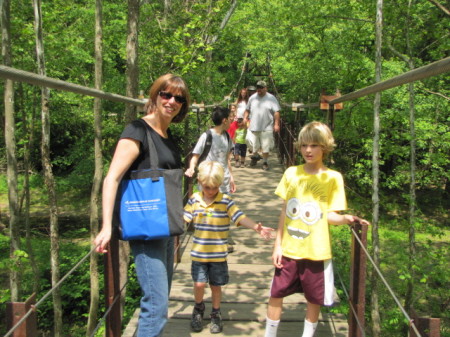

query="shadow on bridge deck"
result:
[123,153,349,337]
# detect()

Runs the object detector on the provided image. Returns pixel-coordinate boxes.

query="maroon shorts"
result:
[269,256,335,306]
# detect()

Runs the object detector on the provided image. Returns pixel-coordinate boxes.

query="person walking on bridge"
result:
[185,106,236,194]
[184,161,274,334]
[244,80,280,170]
[264,121,370,337]
[94,73,190,337]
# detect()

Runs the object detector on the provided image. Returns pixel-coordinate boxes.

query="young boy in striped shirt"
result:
[184,160,274,334]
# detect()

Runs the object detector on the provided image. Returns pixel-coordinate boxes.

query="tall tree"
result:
[2,0,21,302]
[118,0,140,318]
[427,0,450,16]
[125,0,139,123]
[204,0,238,89]
[32,0,62,335]
[86,0,103,334]
[21,92,39,293]
[387,0,418,321]
[370,0,383,336]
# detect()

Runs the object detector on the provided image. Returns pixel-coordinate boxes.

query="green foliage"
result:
[332,226,450,336]
[2,0,448,335]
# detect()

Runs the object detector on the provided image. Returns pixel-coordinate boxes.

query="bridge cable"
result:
[349,226,422,337]
[89,279,129,337]
[334,258,366,336]
[0,65,145,106]
[4,245,98,337]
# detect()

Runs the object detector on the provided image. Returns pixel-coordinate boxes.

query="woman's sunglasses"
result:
[158,91,186,104]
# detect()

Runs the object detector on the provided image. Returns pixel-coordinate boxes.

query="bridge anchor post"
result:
[5,293,37,337]
[410,309,440,337]
[348,223,367,337]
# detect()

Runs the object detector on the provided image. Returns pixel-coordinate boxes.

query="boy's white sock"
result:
[301,319,318,337]
[264,316,280,337]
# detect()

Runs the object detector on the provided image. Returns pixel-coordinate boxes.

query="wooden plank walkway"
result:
[123,155,349,337]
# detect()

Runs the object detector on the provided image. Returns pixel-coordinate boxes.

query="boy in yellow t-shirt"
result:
[184,161,274,334]
[264,121,370,337]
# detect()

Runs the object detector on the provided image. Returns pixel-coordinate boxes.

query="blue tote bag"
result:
[114,121,185,240]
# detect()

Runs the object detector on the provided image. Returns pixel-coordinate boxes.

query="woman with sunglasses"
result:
[94,73,190,337]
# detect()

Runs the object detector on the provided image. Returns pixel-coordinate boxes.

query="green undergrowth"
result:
[330,224,449,337]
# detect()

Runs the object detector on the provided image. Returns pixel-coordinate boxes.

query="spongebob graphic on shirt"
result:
[275,165,347,261]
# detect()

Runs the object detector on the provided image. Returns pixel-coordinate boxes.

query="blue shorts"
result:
[234,143,247,157]
[191,261,229,286]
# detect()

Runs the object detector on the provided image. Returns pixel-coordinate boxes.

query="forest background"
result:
[0,0,448,336]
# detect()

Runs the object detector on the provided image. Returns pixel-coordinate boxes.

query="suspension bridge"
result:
[1,56,449,336]
[123,154,348,336]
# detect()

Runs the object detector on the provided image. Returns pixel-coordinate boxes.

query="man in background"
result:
[244,80,280,170]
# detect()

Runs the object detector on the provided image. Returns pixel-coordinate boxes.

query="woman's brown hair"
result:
[146,74,191,123]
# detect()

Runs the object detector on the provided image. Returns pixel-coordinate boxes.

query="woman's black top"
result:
[120,119,182,171]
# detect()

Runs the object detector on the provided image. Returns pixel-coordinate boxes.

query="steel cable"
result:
[349,226,422,337]
[4,245,98,337]
[88,280,129,337]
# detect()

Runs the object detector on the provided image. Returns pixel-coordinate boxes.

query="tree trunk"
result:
[207,0,237,45]
[370,0,383,336]
[386,0,418,321]
[125,0,139,123]
[2,0,21,302]
[22,91,40,293]
[405,0,417,318]
[204,0,237,95]
[163,0,171,23]
[86,0,103,335]
[426,0,450,16]
[118,0,140,318]
[33,0,63,335]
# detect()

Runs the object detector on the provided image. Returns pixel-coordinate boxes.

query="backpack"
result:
[197,129,231,164]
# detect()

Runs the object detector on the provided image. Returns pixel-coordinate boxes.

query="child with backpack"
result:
[185,106,235,194]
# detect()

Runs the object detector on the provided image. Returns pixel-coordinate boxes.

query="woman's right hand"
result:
[93,138,140,253]
[94,227,112,253]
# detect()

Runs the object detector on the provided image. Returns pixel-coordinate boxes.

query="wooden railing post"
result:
[104,236,121,337]
[410,309,440,337]
[287,125,295,167]
[6,293,37,337]
[277,119,287,166]
[348,223,367,337]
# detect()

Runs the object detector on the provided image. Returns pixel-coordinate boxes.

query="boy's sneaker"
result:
[191,307,204,332]
[235,161,240,168]
[210,311,223,334]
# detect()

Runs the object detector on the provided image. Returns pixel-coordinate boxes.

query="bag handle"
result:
[137,119,159,170]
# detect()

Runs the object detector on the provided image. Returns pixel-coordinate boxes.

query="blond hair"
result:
[298,121,336,158]
[197,161,224,187]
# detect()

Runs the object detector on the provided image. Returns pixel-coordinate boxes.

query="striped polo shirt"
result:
[184,191,246,262]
